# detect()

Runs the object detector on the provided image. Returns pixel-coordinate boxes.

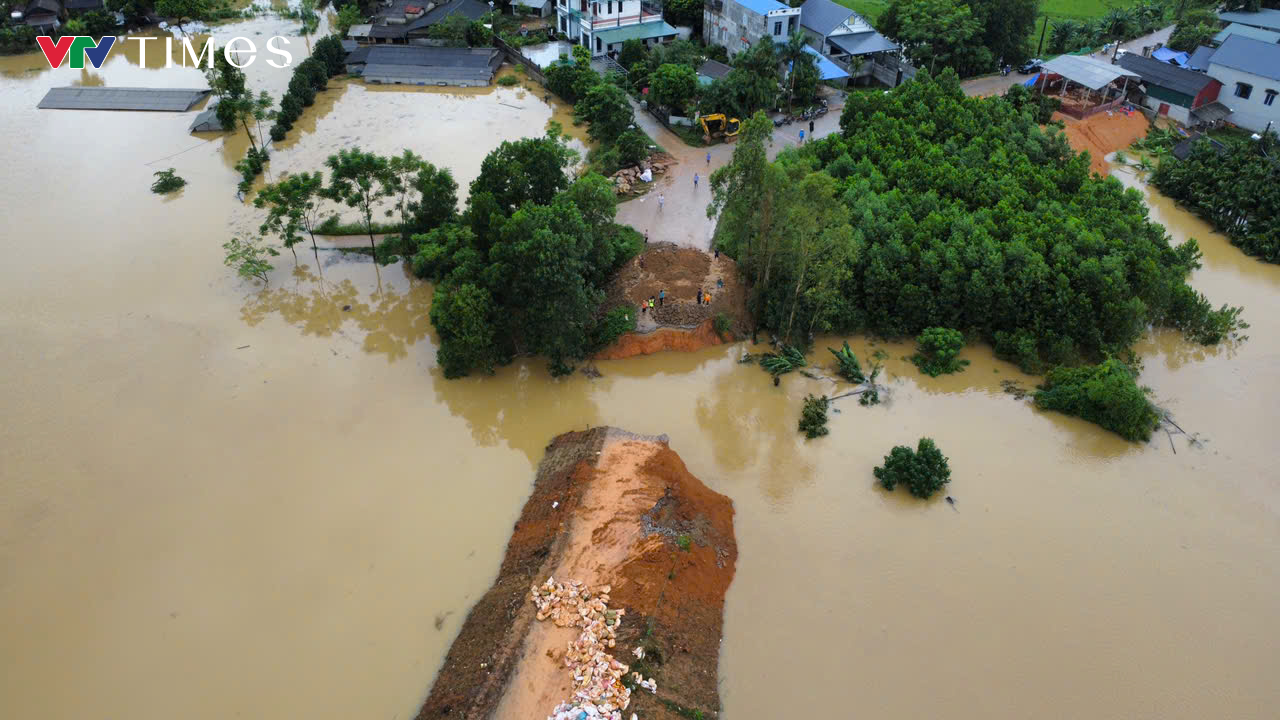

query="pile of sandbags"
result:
[531,577,657,720]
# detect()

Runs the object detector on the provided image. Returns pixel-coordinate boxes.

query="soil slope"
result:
[1054,109,1150,176]
[598,244,749,359]
[416,428,738,720]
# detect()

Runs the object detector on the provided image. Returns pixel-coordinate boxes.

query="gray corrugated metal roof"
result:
[1217,8,1280,31]
[405,0,490,32]
[189,102,223,132]
[369,24,407,38]
[800,0,852,36]
[697,59,733,80]
[1209,34,1280,81]
[1117,52,1216,97]
[1187,45,1215,71]
[827,30,896,55]
[362,63,495,84]
[1041,55,1138,91]
[38,87,211,111]
[1213,22,1280,45]
[363,45,498,68]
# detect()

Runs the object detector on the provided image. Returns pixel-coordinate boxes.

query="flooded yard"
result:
[1,24,1279,720]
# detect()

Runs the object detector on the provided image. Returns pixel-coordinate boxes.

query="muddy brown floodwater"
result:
[2,24,1278,720]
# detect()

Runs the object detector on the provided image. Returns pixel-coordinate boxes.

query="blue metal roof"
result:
[736,0,791,16]
[802,45,849,80]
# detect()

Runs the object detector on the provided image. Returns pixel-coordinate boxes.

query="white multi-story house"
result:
[554,0,679,57]
[1205,34,1280,133]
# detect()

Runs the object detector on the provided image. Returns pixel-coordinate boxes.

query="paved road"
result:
[616,91,845,251]
[960,24,1175,98]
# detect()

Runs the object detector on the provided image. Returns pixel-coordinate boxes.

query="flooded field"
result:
[2,26,1279,720]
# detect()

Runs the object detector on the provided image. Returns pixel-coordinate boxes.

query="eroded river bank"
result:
[1,25,1279,720]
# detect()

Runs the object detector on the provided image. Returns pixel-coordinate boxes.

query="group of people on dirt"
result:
[639,288,712,315]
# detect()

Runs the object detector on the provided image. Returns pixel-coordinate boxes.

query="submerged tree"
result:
[150,168,186,194]
[255,172,326,259]
[323,148,395,261]
[875,438,951,499]
[223,237,278,284]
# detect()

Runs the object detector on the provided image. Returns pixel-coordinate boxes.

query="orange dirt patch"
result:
[594,318,727,360]
[415,428,738,720]
[1054,109,1151,176]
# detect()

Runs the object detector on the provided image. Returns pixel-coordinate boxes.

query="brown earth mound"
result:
[416,428,738,720]
[594,318,727,361]
[599,243,749,358]
[1054,109,1150,176]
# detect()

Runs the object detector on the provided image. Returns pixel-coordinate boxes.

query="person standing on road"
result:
[658,193,665,211]
[809,119,814,135]
[696,288,703,305]
[659,289,665,307]
[694,173,699,190]
[644,229,649,244]
[798,129,805,144]
[706,151,711,166]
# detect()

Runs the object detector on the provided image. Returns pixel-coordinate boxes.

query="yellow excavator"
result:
[700,114,740,143]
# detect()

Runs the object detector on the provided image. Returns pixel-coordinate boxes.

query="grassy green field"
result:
[835,0,1116,25]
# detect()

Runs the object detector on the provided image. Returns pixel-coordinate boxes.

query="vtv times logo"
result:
[36,35,294,70]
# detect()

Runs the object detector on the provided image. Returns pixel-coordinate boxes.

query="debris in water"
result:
[236,345,250,349]
[531,577,655,720]
[342,305,351,312]
[553,501,559,509]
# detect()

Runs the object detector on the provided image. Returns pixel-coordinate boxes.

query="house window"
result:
[607,0,612,11]
[561,15,567,30]
[596,36,602,52]
[1265,89,1277,107]
[1234,82,1252,100]
[773,20,781,36]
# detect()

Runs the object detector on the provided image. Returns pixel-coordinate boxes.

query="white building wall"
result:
[1141,94,1191,124]
[1207,63,1280,132]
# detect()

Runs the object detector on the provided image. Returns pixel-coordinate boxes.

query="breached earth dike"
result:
[416,427,738,720]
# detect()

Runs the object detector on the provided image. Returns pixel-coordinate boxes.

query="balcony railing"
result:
[567,6,664,28]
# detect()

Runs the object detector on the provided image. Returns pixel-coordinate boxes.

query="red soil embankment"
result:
[1054,110,1151,176]
[595,318,727,360]
[416,428,737,720]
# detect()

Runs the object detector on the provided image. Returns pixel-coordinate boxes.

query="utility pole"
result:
[1036,15,1048,57]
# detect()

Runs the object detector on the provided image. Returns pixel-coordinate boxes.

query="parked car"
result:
[1018,59,1044,74]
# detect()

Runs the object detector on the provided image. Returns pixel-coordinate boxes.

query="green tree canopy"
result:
[574,82,634,143]
[414,137,638,377]
[470,134,576,215]
[709,72,1246,370]
[649,63,699,114]
[879,0,991,76]
[322,148,395,259]
[334,3,363,36]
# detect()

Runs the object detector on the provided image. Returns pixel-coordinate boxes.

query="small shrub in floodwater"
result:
[874,438,951,499]
[497,75,519,86]
[798,394,830,439]
[676,534,692,552]
[151,168,186,194]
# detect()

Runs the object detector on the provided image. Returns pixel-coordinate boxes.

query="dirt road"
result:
[616,92,845,251]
